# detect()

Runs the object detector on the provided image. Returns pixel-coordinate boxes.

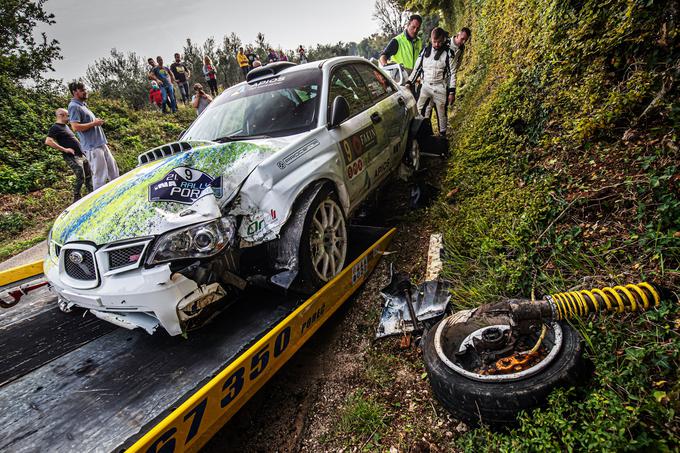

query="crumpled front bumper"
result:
[44,258,222,336]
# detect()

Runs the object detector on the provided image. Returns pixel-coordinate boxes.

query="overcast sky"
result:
[37,0,381,82]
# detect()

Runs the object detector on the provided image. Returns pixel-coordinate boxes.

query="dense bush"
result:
[403,0,680,449]
[0,75,65,193]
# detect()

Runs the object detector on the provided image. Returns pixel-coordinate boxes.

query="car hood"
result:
[51,139,293,246]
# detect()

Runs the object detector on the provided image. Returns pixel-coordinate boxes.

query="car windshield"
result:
[183,69,322,141]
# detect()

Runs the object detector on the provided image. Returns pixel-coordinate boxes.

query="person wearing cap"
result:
[45,108,93,202]
[379,14,423,74]
[191,83,213,116]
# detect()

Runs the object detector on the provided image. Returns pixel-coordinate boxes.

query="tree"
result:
[307,42,351,61]
[373,0,405,37]
[182,38,203,86]
[85,49,149,109]
[357,33,391,60]
[217,33,242,86]
[255,32,269,62]
[0,0,61,81]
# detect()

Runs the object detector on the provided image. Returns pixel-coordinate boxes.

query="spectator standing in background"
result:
[252,58,262,68]
[191,83,213,116]
[203,56,218,96]
[45,108,93,202]
[170,53,191,104]
[267,48,278,63]
[147,57,178,114]
[298,45,308,64]
[237,47,250,79]
[148,81,162,109]
[67,81,119,190]
[246,47,257,68]
[278,50,288,62]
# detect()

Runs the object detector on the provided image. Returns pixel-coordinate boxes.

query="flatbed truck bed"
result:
[0,226,395,452]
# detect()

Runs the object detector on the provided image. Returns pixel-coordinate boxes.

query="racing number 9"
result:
[184,168,193,180]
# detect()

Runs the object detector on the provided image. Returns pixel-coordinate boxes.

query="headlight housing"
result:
[147,217,236,265]
[47,229,61,263]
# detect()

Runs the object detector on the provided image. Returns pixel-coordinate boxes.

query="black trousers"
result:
[65,155,93,202]
[207,79,218,96]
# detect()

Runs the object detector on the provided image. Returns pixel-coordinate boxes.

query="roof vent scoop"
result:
[137,141,213,166]
[246,62,296,83]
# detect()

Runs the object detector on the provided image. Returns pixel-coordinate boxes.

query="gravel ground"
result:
[204,163,464,452]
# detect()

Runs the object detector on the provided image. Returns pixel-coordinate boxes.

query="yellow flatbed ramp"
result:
[0,226,394,452]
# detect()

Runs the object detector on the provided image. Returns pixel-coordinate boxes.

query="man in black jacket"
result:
[45,108,93,202]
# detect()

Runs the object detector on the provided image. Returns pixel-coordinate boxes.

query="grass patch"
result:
[335,389,387,445]
[411,0,680,449]
[0,235,47,262]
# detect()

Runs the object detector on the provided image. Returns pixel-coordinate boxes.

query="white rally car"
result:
[45,57,424,336]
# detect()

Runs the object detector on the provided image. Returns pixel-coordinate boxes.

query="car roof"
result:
[249,56,373,79]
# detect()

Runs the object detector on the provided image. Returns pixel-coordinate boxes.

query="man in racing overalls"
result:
[407,27,471,135]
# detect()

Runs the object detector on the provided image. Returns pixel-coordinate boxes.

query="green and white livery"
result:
[45,57,422,336]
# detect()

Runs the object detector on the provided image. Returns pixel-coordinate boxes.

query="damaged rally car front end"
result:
[45,56,420,336]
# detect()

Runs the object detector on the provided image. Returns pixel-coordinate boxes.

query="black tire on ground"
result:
[298,184,348,291]
[422,320,591,428]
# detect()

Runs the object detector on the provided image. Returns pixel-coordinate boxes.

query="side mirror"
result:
[329,96,350,128]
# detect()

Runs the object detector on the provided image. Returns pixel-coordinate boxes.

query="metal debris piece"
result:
[425,233,443,281]
[0,279,49,308]
[376,264,451,339]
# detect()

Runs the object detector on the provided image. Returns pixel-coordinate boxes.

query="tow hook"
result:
[0,279,50,308]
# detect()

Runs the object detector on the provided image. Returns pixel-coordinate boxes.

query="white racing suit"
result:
[409,43,463,134]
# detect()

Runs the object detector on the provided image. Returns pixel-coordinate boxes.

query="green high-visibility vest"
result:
[392,32,422,70]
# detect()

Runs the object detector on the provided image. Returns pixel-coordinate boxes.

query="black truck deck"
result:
[0,226,393,452]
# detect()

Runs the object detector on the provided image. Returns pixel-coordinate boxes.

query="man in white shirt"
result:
[407,27,471,135]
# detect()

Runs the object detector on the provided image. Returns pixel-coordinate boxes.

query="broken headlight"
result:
[147,217,236,265]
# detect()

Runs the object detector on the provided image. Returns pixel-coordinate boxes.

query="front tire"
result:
[299,185,348,291]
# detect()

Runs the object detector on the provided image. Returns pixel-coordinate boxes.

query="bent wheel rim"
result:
[310,197,347,282]
[433,320,564,382]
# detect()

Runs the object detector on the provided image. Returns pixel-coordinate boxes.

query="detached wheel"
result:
[422,317,590,427]
[299,185,347,290]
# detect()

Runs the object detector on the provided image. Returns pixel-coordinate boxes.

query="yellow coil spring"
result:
[549,282,661,321]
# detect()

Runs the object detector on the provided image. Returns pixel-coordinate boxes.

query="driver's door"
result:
[326,65,381,206]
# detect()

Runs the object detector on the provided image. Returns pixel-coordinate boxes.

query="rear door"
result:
[352,62,408,186]
[326,64,381,205]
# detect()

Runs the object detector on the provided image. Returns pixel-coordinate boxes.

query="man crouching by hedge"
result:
[67,81,119,190]
[45,108,94,203]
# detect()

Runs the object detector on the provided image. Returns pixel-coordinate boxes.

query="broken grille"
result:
[64,249,97,281]
[108,245,145,270]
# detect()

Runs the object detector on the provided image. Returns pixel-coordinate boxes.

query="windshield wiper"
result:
[214,134,271,143]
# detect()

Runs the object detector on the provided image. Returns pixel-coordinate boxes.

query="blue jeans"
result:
[161,85,177,113]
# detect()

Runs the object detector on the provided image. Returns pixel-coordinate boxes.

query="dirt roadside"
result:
[205,166,464,452]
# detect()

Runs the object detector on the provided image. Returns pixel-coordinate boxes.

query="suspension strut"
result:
[503,281,673,327]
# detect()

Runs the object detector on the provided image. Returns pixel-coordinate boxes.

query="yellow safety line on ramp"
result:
[0,260,44,287]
